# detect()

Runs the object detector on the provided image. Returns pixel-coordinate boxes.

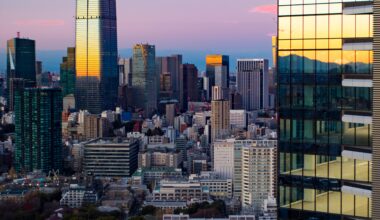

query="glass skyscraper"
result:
[278,0,373,219]
[14,88,63,173]
[75,0,118,114]
[132,44,157,117]
[6,37,36,111]
[60,47,76,97]
[206,55,230,100]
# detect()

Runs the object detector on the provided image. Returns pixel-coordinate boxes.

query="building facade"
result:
[60,47,76,97]
[83,138,139,177]
[278,1,373,219]
[206,55,230,100]
[14,88,63,173]
[211,98,230,142]
[75,0,118,113]
[180,64,198,111]
[132,44,157,116]
[7,37,36,111]
[237,59,269,111]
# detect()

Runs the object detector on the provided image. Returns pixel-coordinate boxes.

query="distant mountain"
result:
[0,48,273,74]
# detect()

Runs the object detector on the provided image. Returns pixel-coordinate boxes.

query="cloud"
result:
[14,19,65,27]
[249,4,277,15]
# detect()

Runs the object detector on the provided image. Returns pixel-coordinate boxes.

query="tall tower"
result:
[14,88,63,173]
[180,64,198,111]
[6,36,36,111]
[132,44,157,117]
[60,47,76,97]
[278,1,373,219]
[237,59,269,110]
[75,0,118,114]
[206,55,229,100]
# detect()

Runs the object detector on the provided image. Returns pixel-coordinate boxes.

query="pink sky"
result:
[0,0,276,51]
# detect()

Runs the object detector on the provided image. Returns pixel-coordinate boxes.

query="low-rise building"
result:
[163,214,256,220]
[151,180,210,202]
[60,184,98,208]
[189,172,233,199]
[139,147,182,169]
[132,167,183,186]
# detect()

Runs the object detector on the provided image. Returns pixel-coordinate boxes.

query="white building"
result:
[237,59,269,111]
[189,172,233,199]
[213,139,235,179]
[230,110,247,129]
[60,184,98,208]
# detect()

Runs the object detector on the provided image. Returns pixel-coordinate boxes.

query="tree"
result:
[141,205,157,216]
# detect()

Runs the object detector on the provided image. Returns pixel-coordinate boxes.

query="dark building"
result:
[278,1,373,219]
[14,88,63,173]
[60,47,76,97]
[205,55,229,100]
[156,55,182,102]
[180,64,198,111]
[229,90,243,110]
[75,0,118,113]
[7,36,36,111]
[132,44,157,117]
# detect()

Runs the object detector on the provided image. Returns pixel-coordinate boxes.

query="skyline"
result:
[0,0,276,72]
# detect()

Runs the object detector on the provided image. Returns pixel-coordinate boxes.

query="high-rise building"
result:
[211,87,230,142]
[7,36,36,111]
[180,64,198,111]
[132,44,157,117]
[278,1,373,219]
[156,55,183,101]
[118,58,132,86]
[75,0,118,114]
[237,59,269,111]
[206,55,229,100]
[14,88,63,173]
[60,47,76,97]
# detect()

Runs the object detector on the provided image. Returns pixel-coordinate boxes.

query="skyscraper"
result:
[156,55,183,101]
[211,87,230,142]
[206,55,229,100]
[75,0,118,114]
[278,1,373,219]
[6,36,36,111]
[180,64,198,111]
[132,44,157,117]
[14,88,63,173]
[60,47,76,97]
[237,59,269,111]
[118,58,132,86]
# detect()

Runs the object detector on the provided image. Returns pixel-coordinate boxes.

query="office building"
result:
[60,47,76,97]
[211,99,230,142]
[75,0,118,113]
[138,147,182,169]
[278,1,373,219]
[132,44,157,116]
[237,59,269,111]
[206,55,229,100]
[180,64,198,111]
[14,88,63,173]
[156,55,183,101]
[7,36,36,111]
[189,172,233,199]
[230,110,247,129]
[118,58,132,86]
[60,184,98,208]
[166,103,176,127]
[374,1,380,219]
[163,214,256,220]
[83,138,139,177]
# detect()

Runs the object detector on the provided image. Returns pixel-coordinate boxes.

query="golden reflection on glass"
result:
[291,16,303,39]
[292,40,303,49]
[342,192,355,216]
[316,39,329,49]
[370,15,373,37]
[356,15,370,38]
[304,16,316,39]
[279,17,291,39]
[329,15,342,38]
[304,40,316,49]
[329,191,341,215]
[279,40,291,50]
[329,39,342,49]
[316,15,329,38]
[343,15,356,38]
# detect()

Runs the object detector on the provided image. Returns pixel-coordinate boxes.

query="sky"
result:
[0,0,277,72]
